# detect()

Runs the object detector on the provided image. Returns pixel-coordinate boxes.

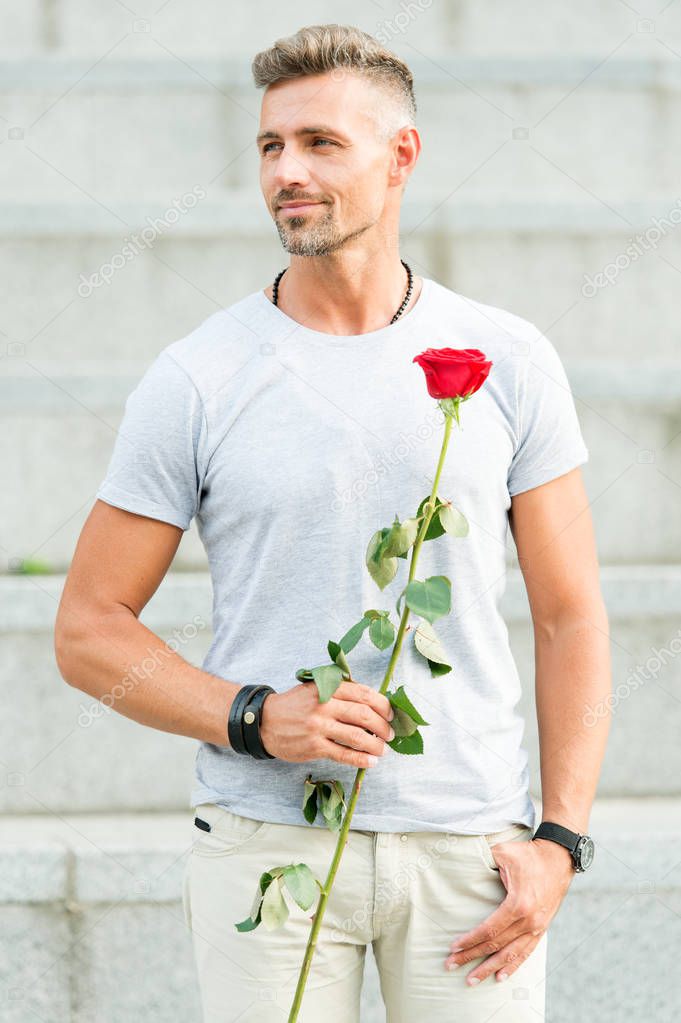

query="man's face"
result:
[257,71,398,257]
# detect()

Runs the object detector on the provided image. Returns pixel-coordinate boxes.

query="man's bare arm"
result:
[54,501,239,746]
[509,467,612,836]
[54,500,394,764]
[443,467,612,977]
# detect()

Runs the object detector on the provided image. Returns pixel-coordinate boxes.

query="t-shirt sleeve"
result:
[95,351,205,531]
[507,331,589,497]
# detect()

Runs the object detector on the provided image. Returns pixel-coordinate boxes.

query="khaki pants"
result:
[182,802,547,1021]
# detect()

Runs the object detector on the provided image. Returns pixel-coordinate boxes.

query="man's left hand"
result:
[444,837,575,985]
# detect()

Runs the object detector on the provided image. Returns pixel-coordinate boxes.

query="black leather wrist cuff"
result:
[227,685,260,754]
[242,686,276,759]
[227,684,276,759]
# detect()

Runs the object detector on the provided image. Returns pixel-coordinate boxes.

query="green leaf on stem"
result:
[369,614,395,651]
[311,664,344,702]
[235,869,275,932]
[405,576,451,624]
[439,502,469,537]
[338,616,371,653]
[282,864,318,912]
[413,620,452,676]
[383,516,420,558]
[327,640,351,676]
[319,781,346,831]
[261,875,289,931]
[416,495,447,541]
[388,685,429,728]
[385,685,429,755]
[366,529,398,590]
[302,777,318,825]
[389,731,424,755]
[303,778,346,831]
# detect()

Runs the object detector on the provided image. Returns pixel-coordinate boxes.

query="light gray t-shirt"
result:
[95,276,589,834]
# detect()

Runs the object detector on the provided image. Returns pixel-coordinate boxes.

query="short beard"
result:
[275,206,373,257]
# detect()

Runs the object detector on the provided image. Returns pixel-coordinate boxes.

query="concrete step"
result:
[0,797,678,1022]
[1,199,679,374]
[1,568,680,813]
[5,0,671,57]
[1,56,681,199]
[1,365,680,571]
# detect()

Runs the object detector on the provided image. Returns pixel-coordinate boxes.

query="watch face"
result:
[577,836,595,870]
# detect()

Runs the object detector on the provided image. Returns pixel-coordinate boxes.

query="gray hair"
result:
[252,23,417,143]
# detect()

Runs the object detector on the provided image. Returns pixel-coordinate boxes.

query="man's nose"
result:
[271,147,311,190]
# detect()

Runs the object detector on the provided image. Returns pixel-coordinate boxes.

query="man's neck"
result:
[263,262,424,337]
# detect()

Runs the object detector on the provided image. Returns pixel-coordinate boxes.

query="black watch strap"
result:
[533,821,581,855]
[242,686,276,759]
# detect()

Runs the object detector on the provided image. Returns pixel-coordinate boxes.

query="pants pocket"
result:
[190,802,272,857]
[477,823,533,871]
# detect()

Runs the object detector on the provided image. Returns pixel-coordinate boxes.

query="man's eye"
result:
[261,138,335,154]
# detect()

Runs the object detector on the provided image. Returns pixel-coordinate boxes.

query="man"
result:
[54,23,611,1023]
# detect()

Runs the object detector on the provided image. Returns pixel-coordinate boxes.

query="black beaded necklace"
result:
[271,259,414,326]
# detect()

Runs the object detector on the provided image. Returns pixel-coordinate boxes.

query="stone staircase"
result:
[2,2,681,1020]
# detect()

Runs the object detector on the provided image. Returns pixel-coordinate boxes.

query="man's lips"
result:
[278,201,324,213]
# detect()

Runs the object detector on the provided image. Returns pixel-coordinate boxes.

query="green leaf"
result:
[320,781,343,815]
[261,875,289,931]
[282,864,318,912]
[324,805,343,831]
[413,621,452,676]
[368,527,391,563]
[366,530,398,590]
[303,778,346,831]
[295,667,315,683]
[405,576,451,624]
[385,687,428,754]
[388,730,424,755]
[388,685,429,726]
[383,516,420,558]
[234,913,260,932]
[390,705,419,738]
[235,870,274,932]
[439,503,469,537]
[302,778,318,825]
[319,780,346,831]
[327,640,351,676]
[338,616,371,654]
[369,615,395,651]
[416,496,447,541]
[427,659,452,677]
[311,664,344,703]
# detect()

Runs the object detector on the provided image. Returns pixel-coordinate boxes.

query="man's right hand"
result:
[257,681,396,768]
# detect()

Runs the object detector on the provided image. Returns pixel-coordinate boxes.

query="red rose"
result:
[413,347,492,400]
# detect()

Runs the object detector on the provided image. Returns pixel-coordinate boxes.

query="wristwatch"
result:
[532,821,595,872]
